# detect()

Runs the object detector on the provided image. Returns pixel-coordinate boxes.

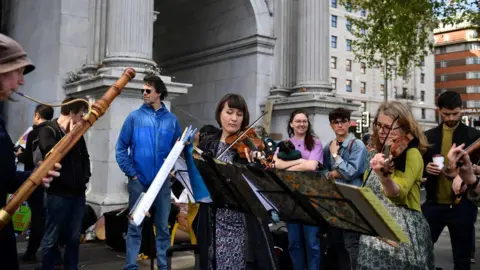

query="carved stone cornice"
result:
[160,35,276,73]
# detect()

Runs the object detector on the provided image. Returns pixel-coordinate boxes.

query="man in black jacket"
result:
[16,104,54,263]
[0,33,60,270]
[422,91,479,270]
[38,97,91,270]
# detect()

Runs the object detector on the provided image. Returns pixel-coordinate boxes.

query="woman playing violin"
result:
[357,101,434,270]
[185,93,278,270]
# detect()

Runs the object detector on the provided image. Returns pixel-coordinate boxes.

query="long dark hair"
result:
[287,109,315,151]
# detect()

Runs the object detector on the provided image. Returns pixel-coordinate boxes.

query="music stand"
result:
[246,167,408,243]
[193,154,271,220]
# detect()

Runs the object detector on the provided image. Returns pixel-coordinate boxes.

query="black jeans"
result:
[24,188,45,257]
[422,199,477,270]
[0,223,19,270]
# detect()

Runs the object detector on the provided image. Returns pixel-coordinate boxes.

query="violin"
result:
[380,133,414,176]
[224,128,271,168]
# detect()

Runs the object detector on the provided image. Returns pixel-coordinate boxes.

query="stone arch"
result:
[153,0,275,128]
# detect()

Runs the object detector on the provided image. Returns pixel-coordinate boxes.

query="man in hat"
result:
[0,33,61,270]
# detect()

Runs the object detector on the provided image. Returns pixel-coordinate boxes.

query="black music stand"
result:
[194,153,271,220]
[194,153,408,243]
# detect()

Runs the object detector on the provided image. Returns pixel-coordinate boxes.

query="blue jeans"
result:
[42,194,85,270]
[287,223,321,270]
[124,178,171,270]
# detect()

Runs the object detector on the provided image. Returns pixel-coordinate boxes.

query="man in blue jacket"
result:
[116,74,182,270]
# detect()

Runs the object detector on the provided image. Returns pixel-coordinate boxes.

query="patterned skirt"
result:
[357,207,435,270]
[208,208,247,270]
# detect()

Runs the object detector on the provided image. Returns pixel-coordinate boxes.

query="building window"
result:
[403,74,407,80]
[332,36,337,48]
[346,80,352,92]
[360,62,366,74]
[360,82,366,94]
[467,72,480,79]
[346,59,352,71]
[420,60,425,67]
[346,39,352,51]
[332,15,337,28]
[360,28,366,35]
[440,75,447,81]
[360,9,366,17]
[331,77,337,90]
[421,90,425,102]
[421,73,425,84]
[440,61,447,68]
[380,84,385,96]
[466,57,480,64]
[346,19,352,32]
[345,2,351,12]
[394,87,398,96]
[402,87,408,97]
[332,0,337,8]
[331,56,337,69]
[421,109,426,119]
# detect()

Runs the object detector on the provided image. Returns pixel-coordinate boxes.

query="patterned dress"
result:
[208,141,247,270]
[357,151,435,270]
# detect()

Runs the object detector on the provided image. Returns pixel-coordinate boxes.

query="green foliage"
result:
[339,0,479,79]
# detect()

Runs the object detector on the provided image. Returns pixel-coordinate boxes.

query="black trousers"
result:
[0,223,19,270]
[24,188,45,256]
[422,199,477,270]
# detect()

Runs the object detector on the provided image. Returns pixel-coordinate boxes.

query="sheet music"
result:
[130,140,186,226]
[242,174,278,212]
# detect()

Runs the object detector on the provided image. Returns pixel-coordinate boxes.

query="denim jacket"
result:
[322,133,368,187]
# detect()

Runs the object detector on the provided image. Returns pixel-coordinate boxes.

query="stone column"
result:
[270,0,296,98]
[102,0,156,69]
[294,0,332,93]
[83,0,107,74]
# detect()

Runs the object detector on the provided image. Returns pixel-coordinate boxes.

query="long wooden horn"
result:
[0,67,136,231]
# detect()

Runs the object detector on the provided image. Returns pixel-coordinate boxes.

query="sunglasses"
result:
[141,89,152,94]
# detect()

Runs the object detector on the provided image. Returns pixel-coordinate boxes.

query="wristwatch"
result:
[332,153,338,159]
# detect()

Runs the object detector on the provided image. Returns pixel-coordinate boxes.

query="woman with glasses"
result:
[357,101,435,269]
[273,109,323,270]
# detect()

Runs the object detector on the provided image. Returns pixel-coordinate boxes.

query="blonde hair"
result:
[371,101,429,154]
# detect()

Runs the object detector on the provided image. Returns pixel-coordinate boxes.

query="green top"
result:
[437,124,455,204]
[387,148,424,212]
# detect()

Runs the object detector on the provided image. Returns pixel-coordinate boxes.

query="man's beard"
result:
[444,120,459,128]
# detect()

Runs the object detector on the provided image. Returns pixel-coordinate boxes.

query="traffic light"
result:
[361,111,370,128]
[356,119,362,133]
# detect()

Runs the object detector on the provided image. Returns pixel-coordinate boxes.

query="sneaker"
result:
[19,253,37,264]
[471,252,476,264]
[471,257,476,264]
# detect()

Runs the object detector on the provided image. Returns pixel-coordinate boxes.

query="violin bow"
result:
[216,111,268,160]
[361,116,400,187]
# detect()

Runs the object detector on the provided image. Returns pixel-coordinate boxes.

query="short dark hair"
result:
[215,94,250,129]
[60,97,88,116]
[329,108,351,122]
[437,91,462,109]
[35,104,53,120]
[144,74,167,100]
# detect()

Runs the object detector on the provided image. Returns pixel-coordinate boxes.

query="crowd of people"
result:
[0,32,479,270]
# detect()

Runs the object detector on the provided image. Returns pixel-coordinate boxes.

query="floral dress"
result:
[208,141,247,269]
[357,150,435,270]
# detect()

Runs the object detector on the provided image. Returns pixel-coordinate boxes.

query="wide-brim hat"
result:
[0,34,35,75]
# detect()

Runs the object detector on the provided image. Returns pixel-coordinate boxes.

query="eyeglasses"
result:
[330,119,348,125]
[375,122,402,132]
[141,89,152,94]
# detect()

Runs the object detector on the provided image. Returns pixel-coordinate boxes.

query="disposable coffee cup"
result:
[432,155,444,169]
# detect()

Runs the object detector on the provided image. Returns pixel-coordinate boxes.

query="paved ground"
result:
[16,223,480,270]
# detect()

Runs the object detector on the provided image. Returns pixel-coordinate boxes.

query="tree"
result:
[339,0,479,78]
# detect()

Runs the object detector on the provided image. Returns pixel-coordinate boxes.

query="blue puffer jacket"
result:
[115,103,182,187]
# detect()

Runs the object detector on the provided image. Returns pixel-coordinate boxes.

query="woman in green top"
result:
[357,101,435,270]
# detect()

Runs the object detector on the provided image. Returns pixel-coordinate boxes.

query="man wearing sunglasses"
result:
[321,108,368,270]
[422,90,480,269]
[116,74,182,270]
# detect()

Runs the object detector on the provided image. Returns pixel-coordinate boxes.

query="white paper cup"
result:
[433,156,444,169]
